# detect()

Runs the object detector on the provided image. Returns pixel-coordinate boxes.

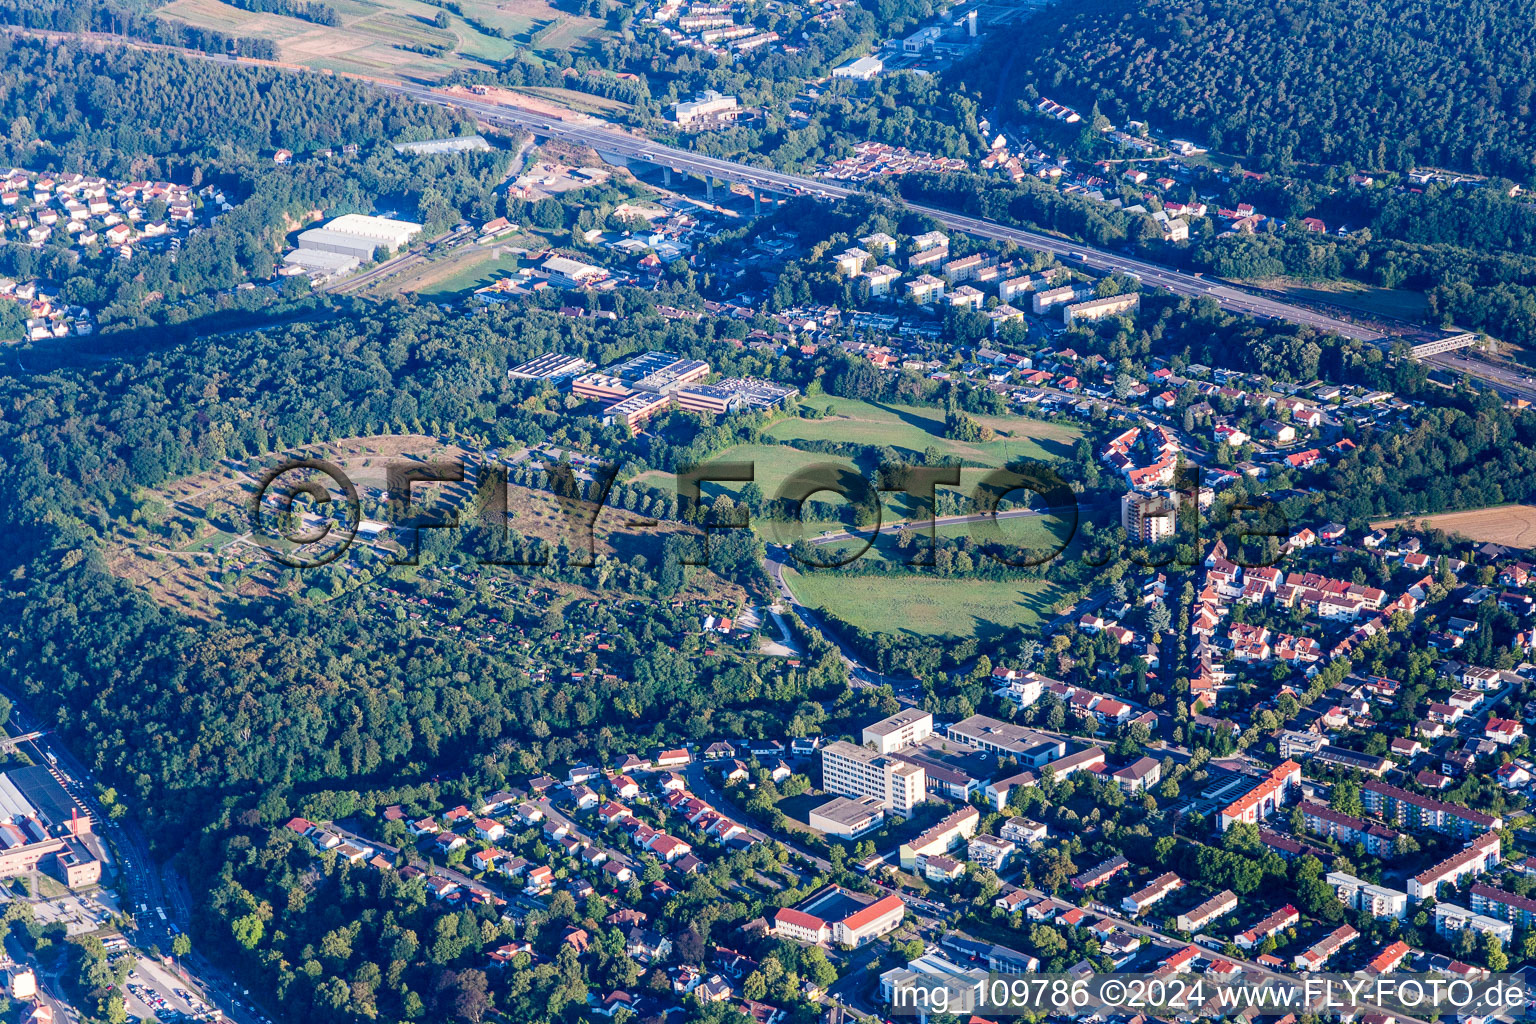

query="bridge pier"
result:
[663,167,672,187]
[754,186,762,215]
[706,177,715,202]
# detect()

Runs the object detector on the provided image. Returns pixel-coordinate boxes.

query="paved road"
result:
[1423,349,1536,401]
[390,87,1401,343]
[393,85,1536,405]
[17,28,1533,402]
[0,688,263,1024]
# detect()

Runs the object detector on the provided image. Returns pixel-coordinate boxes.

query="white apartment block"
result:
[1326,871,1408,919]
[862,710,934,754]
[820,741,926,817]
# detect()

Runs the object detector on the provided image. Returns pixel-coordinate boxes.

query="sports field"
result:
[1373,504,1536,548]
[767,396,1079,464]
[155,0,615,81]
[808,515,1075,564]
[634,443,863,506]
[784,569,1067,640]
[404,249,526,299]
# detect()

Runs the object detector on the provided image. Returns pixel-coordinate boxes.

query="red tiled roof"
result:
[774,907,827,932]
[841,894,904,932]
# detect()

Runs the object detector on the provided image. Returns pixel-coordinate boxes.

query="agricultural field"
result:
[1373,504,1536,548]
[154,0,615,81]
[783,568,1068,640]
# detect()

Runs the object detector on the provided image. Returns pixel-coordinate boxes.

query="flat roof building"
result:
[296,227,381,262]
[674,90,739,125]
[633,358,710,394]
[1328,871,1408,919]
[281,248,360,279]
[890,738,998,802]
[542,255,609,289]
[1122,488,1181,544]
[1436,901,1513,943]
[968,834,1016,871]
[862,709,934,754]
[902,25,944,52]
[808,795,885,838]
[604,392,672,431]
[611,350,683,380]
[322,213,421,243]
[572,373,634,402]
[833,55,884,80]
[820,741,926,817]
[711,377,799,410]
[318,213,422,252]
[945,715,1066,765]
[673,384,743,416]
[508,352,594,381]
[881,954,985,1023]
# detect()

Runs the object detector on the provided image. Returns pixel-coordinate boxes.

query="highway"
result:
[1422,348,1536,401]
[17,28,1532,400]
[390,85,1393,343]
[393,84,1536,404]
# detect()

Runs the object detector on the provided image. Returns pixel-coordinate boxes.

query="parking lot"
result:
[0,880,119,936]
[112,951,217,1023]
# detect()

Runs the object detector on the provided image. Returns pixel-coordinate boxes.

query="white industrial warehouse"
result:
[281,213,423,280]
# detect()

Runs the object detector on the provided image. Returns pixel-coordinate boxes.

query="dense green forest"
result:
[222,0,340,26]
[996,0,1536,177]
[0,38,464,163]
[5,26,1536,1024]
[0,37,511,332]
[460,0,937,125]
[684,73,987,171]
[0,294,858,1023]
